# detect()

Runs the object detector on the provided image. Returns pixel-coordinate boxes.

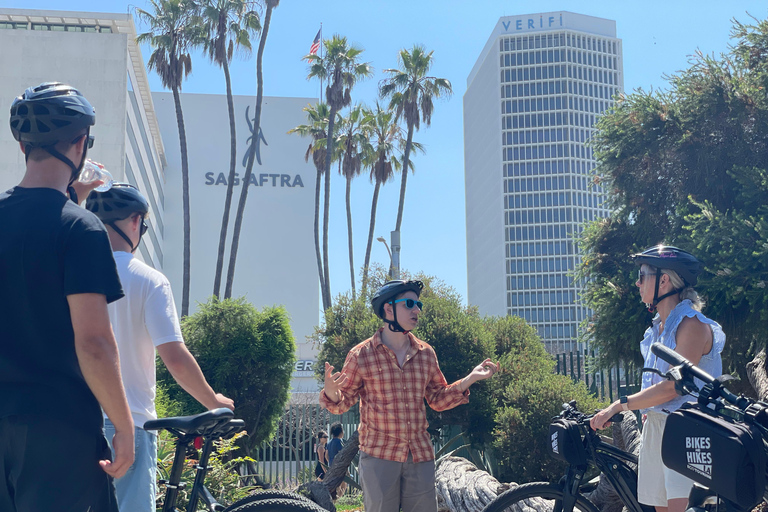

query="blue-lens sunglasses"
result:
[392,298,423,310]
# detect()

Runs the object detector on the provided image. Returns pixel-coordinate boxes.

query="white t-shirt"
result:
[105,251,184,427]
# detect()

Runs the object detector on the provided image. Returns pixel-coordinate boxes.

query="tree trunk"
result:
[394,123,415,233]
[747,349,768,400]
[361,180,381,295]
[225,3,274,299]
[435,456,510,512]
[314,167,327,311]
[321,105,337,309]
[172,87,191,317]
[296,431,360,511]
[346,175,355,299]
[213,57,237,298]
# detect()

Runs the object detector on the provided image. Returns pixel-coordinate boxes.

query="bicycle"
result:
[481,401,656,512]
[143,407,328,512]
[646,342,768,512]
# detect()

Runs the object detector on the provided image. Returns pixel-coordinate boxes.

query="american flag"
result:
[309,28,321,56]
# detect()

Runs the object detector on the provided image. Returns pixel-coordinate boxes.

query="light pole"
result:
[390,230,400,280]
[377,236,393,279]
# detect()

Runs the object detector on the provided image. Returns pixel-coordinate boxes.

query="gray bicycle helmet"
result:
[371,280,423,333]
[10,82,96,187]
[10,82,95,148]
[86,183,149,252]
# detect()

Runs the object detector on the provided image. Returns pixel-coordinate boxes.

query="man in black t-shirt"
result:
[0,83,134,512]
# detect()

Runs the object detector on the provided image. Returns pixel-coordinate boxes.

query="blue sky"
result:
[6,0,767,305]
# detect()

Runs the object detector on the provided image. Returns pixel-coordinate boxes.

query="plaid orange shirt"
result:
[319,328,469,463]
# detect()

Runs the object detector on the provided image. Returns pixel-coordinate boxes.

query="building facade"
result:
[464,12,623,353]
[0,8,166,267]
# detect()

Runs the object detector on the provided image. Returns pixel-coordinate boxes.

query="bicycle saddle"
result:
[144,408,234,436]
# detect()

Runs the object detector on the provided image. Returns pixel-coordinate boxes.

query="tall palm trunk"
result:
[213,57,237,298]
[361,179,381,295]
[395,123,415,232]
[225,3,274,298]
[172,86,191,317]
[321,105,337,310]
[345,175,355,299]
[314,167,327,310]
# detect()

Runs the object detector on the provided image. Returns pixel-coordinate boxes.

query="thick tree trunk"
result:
[172,87,191,317]
[361,180,381,295]
[225,4,273,298]
[296,431,360,511]
[747,349,768,400]
[213,57,237,298]
[435,456,511,512]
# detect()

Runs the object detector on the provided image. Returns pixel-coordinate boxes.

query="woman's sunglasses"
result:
[392,298,423,310]
[637,270,655,284]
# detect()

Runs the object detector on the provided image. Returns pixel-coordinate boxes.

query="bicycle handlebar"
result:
[650,343,748,410]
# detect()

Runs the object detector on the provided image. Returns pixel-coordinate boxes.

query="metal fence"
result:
[554,350,641,401]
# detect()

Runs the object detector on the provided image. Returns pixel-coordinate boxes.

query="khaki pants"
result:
[359,451,438,512]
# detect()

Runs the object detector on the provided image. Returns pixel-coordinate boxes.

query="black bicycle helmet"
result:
[86,183,149,252]
[10,82,95,147]
[10,82,96,187]
[632,245,702,312]
[632,245,701,287]
[371,280,424,333]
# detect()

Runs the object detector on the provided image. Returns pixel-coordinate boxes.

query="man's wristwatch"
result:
[620,395,629,411]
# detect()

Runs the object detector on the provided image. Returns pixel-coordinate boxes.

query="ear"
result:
[383,301,393,318]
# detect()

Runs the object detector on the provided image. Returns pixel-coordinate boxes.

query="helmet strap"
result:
[384,301,409,334]
[43,129,90,186]
[646,269,681,313]
[108,222,139,253]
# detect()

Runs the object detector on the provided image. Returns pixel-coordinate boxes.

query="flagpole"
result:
[319,22,323,102]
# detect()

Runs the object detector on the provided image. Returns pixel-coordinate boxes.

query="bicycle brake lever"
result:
[642,367,666,378]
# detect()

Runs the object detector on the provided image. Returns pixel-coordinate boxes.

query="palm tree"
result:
[379,45,452,234]
[360,103,423,293]
[335,104,369,299]
[288,103,331,311]
[224,0,280,299]
[136,0,205,316]
[198,0,260,299]
[305,34,372,309]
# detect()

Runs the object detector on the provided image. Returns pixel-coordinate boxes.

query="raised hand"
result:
[324,361,348,402]
[469,358,501,382]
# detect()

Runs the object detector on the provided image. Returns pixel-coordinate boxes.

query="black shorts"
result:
[0,415,118,512]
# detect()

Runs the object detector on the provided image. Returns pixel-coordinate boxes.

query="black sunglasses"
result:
[72,133,95,149]
[392,298,423,310]
[637,270,656,284]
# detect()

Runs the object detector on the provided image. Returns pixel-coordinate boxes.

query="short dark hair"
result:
[316,430,327,442]
[330,423,343,437]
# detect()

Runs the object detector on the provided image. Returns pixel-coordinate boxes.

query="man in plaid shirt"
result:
[320,280,500,512]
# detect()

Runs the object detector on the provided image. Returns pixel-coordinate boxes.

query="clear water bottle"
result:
[79,159,114,192]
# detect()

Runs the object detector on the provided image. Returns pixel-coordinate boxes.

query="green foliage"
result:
[157,297,295,453]
[156,432,255,509]
[488,315,605,482]
[579,17,768,379]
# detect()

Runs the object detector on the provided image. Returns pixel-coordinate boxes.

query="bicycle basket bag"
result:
[661,404,766,510]
[549,418,587,466]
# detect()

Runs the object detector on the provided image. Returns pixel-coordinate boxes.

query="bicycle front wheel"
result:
[482,482,600,512]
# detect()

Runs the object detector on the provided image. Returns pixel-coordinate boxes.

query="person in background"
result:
[315,430,328,480]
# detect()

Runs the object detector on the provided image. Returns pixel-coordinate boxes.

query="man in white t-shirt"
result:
[86,184,234,512]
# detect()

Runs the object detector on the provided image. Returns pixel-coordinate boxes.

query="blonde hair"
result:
[644,264,704,311]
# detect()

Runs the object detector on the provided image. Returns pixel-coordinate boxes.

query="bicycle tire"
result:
[226,497,328,512]
[222,490,315,511]
[482,481,600,512]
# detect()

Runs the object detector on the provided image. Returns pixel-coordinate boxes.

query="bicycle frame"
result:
[161,433,225,512]
[591,440,653,512]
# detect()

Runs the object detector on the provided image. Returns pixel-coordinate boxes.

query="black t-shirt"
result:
[0,187,123,432]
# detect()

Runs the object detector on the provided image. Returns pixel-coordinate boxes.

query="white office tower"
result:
[464,12,623,353]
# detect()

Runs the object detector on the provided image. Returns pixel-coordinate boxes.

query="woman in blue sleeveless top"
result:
[590,246,725,512]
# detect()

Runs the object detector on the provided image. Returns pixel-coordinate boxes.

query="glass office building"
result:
[464,12,623,353]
